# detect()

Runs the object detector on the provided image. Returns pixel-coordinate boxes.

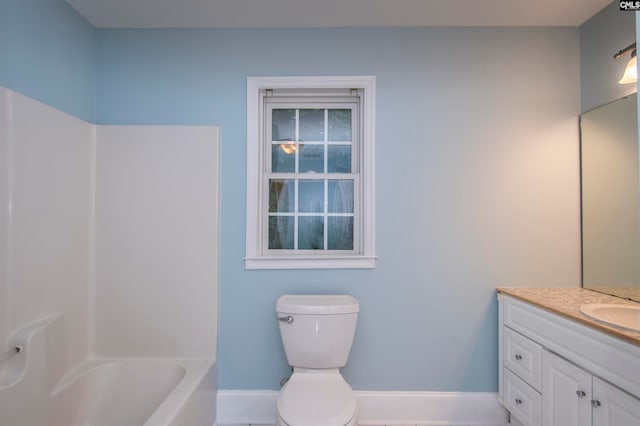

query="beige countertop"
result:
[497,287,640,347]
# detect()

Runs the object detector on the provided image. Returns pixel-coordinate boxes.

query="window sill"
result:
[244,255,377,270]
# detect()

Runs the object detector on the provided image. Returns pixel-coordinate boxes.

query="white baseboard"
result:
[216,390,509,425]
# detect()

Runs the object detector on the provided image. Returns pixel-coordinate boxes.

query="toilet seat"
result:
[277,372,357,426]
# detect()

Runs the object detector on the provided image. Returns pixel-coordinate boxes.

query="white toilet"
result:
[276,294,360,426]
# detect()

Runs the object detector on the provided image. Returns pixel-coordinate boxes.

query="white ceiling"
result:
[67,0,613,29]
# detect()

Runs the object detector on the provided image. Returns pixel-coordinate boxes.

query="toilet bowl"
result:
[276,370,358,426]
[276,295,359,426]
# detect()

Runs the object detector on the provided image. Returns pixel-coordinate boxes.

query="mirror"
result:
[581,93,640,302]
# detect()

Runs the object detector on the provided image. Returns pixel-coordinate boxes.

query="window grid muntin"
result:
[265,175,358,253]
[266,101,359,174]
[264,100,359,254]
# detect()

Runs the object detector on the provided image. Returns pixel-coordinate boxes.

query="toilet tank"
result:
[276,295,359,369]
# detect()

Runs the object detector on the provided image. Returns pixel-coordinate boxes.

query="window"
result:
[245,76,376,269]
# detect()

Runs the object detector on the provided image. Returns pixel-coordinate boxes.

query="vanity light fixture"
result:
[614,42,637,85]
[279,142,297,154]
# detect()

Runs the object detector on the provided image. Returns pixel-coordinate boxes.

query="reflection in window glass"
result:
[328,217,354,250]
[328,180,354,213]
[299,109,324,141]
[272,109,296,141]
[328,109,351,141]
[299,144,324,173]
[298,216,324,249]
[269,216,294,249]
[272,144,296,173]
[269,180,295,212]
[327,145,351,173]
[298,180,324,213]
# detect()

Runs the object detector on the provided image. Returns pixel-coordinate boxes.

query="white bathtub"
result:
[1,315,216,425]
[49,358,217,426]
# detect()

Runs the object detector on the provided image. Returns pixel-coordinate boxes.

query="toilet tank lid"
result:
[277,295,359,314]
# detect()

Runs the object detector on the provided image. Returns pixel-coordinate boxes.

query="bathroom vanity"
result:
[497,288,640,426]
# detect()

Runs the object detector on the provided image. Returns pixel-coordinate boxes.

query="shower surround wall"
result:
[0,87,219,423]
[0,88,94,371]
[93,125,219,358]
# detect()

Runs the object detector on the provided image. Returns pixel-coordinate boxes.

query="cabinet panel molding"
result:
[542,350,592,426]
[592,377,640,426]
[504,369,541,426]
[504,327,543,391]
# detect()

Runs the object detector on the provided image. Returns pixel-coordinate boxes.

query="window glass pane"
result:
[298,216,324,250]
[272,109,296,141]
[269,216,294,249]
[272,144,296,173]
[299,144,324,173]
[328,217,354,250]
[327,145,351,173]
[298,180,324,213]
[299,109,324,141]
[328,109,351,141]
[328,180,354,213]
[269,179,295,212]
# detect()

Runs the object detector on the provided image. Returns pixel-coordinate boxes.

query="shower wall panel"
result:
[0,87,93,368]
[93,125,219,358]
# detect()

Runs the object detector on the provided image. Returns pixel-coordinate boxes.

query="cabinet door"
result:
[542,350,592,426]
[592,377,640,426]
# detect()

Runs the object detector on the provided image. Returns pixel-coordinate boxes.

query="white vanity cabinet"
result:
[498,294,640,426]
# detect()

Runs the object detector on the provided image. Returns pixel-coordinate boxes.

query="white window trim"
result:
[245,76,376,270]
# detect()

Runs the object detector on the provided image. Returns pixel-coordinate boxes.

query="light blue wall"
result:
[97,27,582,391]
[0,0,96,122]
[0,0,586,393]
[580,1,636,112]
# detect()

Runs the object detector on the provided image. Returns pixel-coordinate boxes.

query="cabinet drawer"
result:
[504,327,543,391]
[504,368,541,426]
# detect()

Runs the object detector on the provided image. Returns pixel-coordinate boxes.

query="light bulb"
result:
[619,55,637,85]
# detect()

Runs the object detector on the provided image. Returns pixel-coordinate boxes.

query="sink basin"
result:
[580,304,640,332]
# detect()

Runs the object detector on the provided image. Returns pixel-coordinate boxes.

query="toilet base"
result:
[276,370,358,426]
[276,410,358,426]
